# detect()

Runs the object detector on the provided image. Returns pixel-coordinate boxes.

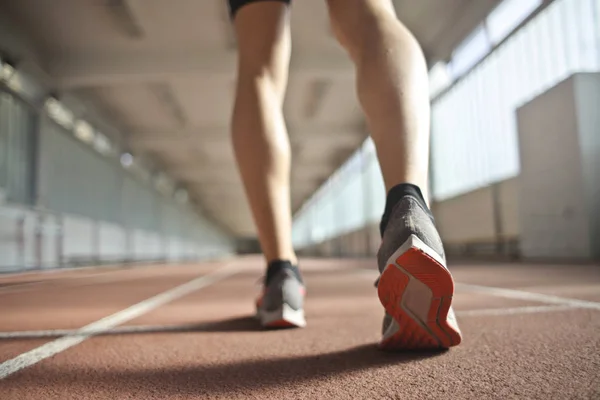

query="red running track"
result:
[0,257,599,399]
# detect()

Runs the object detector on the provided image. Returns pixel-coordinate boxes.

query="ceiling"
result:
[0,0,500,237]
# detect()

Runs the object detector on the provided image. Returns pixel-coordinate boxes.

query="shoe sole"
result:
[377,234,462,350]
[257,303,306,329]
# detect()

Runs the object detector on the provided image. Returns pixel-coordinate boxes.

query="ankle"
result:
[266,254,297,266]
[379,183,432,236]
[265,259,303,285]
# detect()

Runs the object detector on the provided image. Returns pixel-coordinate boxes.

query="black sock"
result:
[379,183,433,237]
[265,259,303,285]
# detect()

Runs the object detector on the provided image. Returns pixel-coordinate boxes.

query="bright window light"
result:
[428,62,453,98]
[449,24,492,78]
[487,0,542,44]
[74,120,95,143]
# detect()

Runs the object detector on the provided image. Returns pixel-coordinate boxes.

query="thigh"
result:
[228,0,291,19]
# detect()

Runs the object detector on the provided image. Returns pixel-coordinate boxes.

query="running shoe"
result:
[255,260,306,328]
[377,194,462,350]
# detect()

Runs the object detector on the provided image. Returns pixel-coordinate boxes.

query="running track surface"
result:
[1,257,599,399]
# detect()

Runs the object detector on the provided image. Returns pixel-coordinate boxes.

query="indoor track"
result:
[1,258,599,399]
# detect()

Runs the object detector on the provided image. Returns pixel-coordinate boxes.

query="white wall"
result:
[516,75,593,259]
[432,177,519,246]
[433,186,496,245]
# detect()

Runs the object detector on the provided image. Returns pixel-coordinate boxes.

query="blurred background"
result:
[0,0,598,273]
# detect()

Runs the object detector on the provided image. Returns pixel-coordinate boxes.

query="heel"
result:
[378,235,462,349]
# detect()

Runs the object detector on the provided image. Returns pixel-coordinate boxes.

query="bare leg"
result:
[231,2,296,264]
[326,0,431,202]
[325,0,462,350]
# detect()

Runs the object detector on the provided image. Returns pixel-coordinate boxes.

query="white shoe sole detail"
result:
[388,234,447,271]
[381,234,455,346]
[382,316,400,342]
[257,303,306,328]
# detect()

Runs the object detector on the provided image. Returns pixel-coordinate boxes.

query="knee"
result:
[326,0,397,58]
[238,57,284,85]
[236,43,290,99]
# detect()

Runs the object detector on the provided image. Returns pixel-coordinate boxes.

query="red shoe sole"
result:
[377,235,462,350]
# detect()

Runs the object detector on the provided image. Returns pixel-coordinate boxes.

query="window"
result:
[487,0,542,44]
[431,0,600,200]
[429,62,453,98]
[449,25,492,79]
[0,92,36,205]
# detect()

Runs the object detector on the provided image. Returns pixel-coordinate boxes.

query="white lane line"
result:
[0,273,138,295]
[0,321,228,340]
[0,274,100,293]
[0,269,134,294]
[360,268,599,312]
[456,283,600,310]
[0,265,204,295]
[456,304,578,317]
[0,303,582,341]
[0,329,77,339]
[0,263,239,380]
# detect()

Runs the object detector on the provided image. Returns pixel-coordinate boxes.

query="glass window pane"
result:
[449,25,492,78]
[487,0,542,44]
[293,0,600,248]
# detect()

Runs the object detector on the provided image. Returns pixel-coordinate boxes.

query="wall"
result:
[297,178,520,259]
[0,90,35,205]
[433,178,519,244]
[292,0,600,255]
[574,73,600,259]
[0,203,231,272]
[37,118,123,223]
[516,74,594,259]
[0,82,234,273]
[431,0,600,200]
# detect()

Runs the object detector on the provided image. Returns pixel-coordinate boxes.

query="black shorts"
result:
[228,0,291,19]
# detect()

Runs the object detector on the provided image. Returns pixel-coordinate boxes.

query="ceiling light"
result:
[120,153,134,167]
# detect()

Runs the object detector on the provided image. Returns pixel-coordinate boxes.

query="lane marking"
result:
[0,268,142,294]
[360,269,600,309]
[0,263,239,380]
[0,273,141,295]
[0,271,113,293]
[0,329,80,339]
[456,304,578,317]
[0,321,231,340]
[0,261,198,293]
[456,283,600,310]
[0,303,584,341]
[0,264,206,295]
